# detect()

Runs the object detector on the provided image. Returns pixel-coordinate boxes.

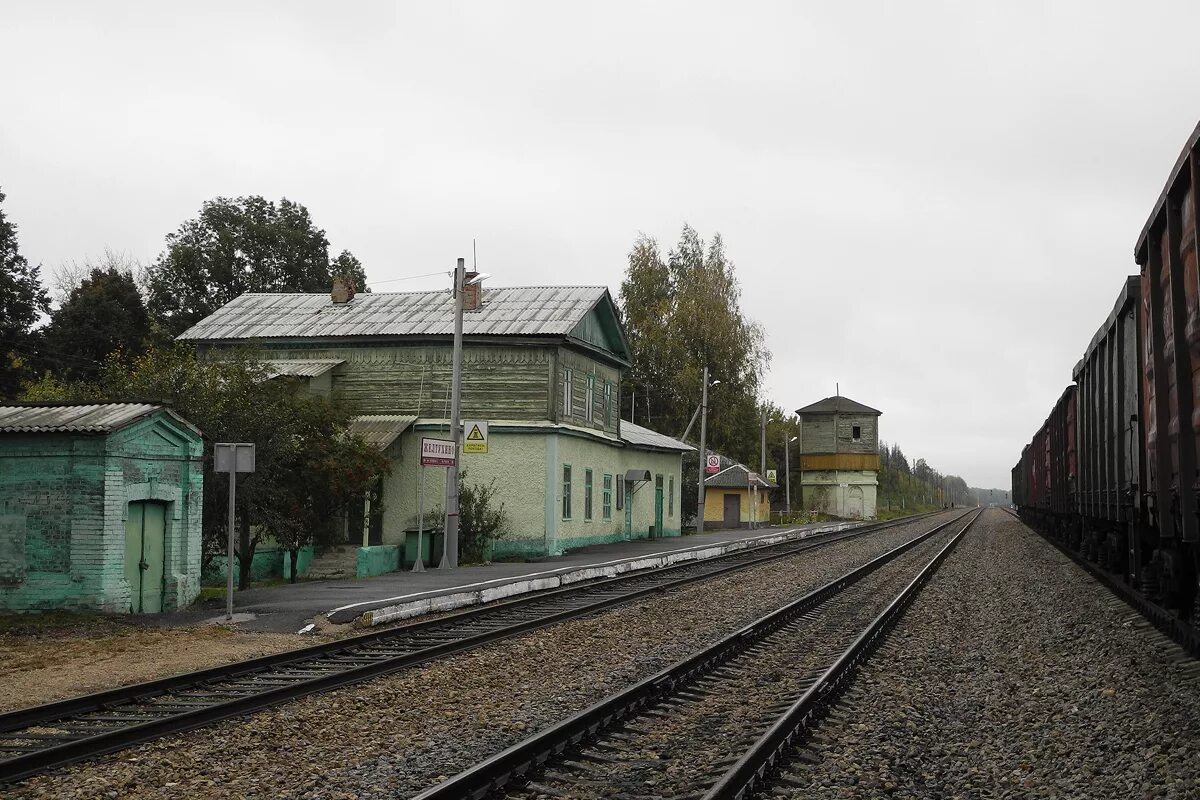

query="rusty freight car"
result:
[1134,120,1200,615]
[1072,276,1144,581]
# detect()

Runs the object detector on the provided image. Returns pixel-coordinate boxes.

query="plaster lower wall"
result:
[375,424,683,560]
[801,470,878,519]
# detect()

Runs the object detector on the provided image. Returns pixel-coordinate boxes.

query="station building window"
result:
[852,425,861,440]
[616,477,624,510]
[603,474,613,520]
[585,468,594,521]
[563,369,573,418]
[562,465,572,519]
[669,476,674,516]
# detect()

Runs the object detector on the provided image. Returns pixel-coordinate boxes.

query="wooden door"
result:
[124,501,166,613]
[723,493,740,528]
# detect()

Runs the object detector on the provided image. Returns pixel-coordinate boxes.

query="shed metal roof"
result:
[794,395,882,416]
[705,463,776,489]
[177,286,612,342]
[0,403,199,436]
[619,420,694,453]
[349,415,417,451]
[265,359,344,378]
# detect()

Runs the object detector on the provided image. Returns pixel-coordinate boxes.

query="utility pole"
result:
[697,366,709,535]
[759,407,767,529]
[760,407,767,477]
[441,258,466,569]
[785,434,797,514]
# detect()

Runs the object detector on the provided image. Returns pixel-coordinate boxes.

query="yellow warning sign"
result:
[463,420,488,454]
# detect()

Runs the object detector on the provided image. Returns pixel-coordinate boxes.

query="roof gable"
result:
[705,462,776,489]
[568,293,630,362]
[177,285,615,344]
[795,395,881,416]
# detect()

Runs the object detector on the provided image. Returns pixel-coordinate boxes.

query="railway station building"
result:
[794,395,881,519]
[0,403,205,613]
[179,283,692,565]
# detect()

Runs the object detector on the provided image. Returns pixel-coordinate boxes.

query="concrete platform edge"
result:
[330,522,860,626]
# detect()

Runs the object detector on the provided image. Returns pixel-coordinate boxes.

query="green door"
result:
[624,481,633,539]
[654,487,664,539]
[124,501,166,613]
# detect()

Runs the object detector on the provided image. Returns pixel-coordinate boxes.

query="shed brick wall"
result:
[0,413,203,613]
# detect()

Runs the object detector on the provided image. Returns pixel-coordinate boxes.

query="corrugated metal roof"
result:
[620,420,694,453]
[265,359,344,378]
[177,286,611,341]
[705,463,776,489]
[794,395,882,416]
[0,403,169,434]
[349,415,417,450]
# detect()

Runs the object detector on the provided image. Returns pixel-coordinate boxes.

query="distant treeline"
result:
[877,440,974,511]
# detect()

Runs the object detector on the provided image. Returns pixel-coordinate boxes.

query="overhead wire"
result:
[365,270,451,288]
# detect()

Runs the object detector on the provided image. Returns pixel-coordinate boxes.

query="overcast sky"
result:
[3,2,1199,489]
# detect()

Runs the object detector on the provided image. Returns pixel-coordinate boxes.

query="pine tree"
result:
[0,188,49,399]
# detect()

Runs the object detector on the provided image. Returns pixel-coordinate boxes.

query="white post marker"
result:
[214,443,255,621]
[414,466,426,573]
[421,436,456,568]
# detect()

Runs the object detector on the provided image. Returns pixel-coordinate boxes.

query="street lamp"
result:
[785,435,798,514]
[441,260,490,570]
[696,370,720,535]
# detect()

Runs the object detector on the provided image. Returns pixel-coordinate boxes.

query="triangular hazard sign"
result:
[466,425,485,441]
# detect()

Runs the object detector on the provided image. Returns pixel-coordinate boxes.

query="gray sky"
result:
[3,1,1199,489]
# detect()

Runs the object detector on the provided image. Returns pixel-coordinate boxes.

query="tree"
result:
[618,224,769,465]
[256,395,388,582]
[0,188,50,399]
[330,250,370,293]
[145,196,369,335]
[42,264,149,382]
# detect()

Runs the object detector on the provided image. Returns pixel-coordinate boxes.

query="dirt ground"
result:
[0,613,321,711]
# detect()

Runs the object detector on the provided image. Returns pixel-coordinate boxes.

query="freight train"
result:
[1013,121,1200,624]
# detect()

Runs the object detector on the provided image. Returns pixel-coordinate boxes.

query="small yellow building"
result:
[703,462,775,528]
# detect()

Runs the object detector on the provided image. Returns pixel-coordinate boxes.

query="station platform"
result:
[182,521,862,633]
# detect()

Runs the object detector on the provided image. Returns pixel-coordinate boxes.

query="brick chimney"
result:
[331,276,356,304]
[462,272,482,311]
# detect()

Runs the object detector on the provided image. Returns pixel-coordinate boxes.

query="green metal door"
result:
[624,481,633,539]
[654,487,664,539]
[124,501,166,613]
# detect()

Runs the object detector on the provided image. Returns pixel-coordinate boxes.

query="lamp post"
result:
[441,259,489,570]
[785,434,797,514]
[696,369,719,534]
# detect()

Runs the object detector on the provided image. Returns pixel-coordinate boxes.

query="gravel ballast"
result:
[6,513,958,799]
[778,508,1200,800]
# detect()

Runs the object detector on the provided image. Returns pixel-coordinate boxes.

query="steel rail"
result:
[410,509,975,800]
[0,511,943,785]
[1004,508,1200,656]
[703,507,982,800]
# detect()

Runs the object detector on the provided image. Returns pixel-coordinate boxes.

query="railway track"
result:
[413,508,980,800]
[0,511,950,785]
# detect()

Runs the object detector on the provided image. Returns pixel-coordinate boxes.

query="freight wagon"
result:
[1015,121,1200,624]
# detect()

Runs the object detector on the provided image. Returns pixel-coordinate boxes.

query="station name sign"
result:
[420,437,456,467]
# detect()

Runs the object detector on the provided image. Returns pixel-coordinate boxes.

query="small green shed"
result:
[0,403,204,614]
